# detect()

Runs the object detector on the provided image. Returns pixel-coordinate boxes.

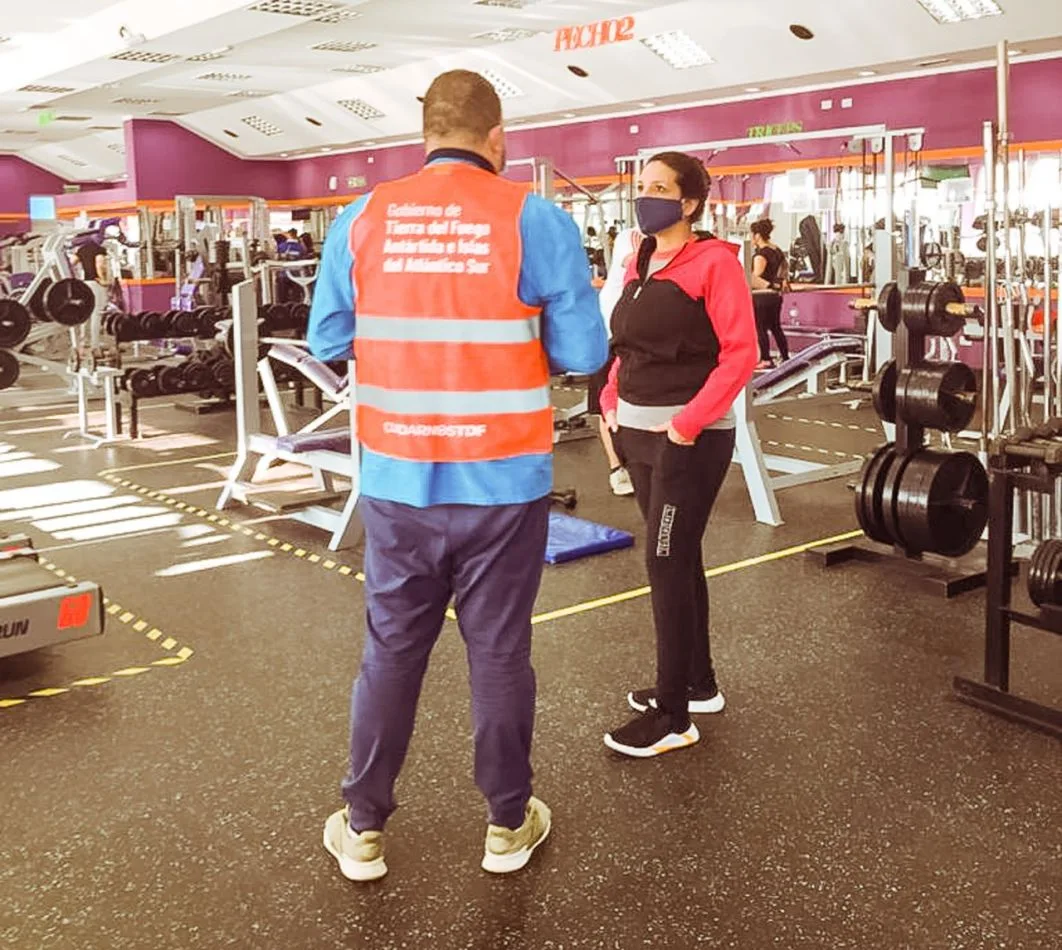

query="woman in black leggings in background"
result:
[750,219,790,368]
[598,152,758,758]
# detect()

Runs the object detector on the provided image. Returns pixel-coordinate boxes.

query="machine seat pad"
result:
[275,429,352,455]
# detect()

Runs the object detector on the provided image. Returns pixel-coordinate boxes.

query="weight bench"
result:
[217,282,361,551]
[752,336,866,404]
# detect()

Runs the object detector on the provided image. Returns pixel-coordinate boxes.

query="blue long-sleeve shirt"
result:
[308,154,608,507]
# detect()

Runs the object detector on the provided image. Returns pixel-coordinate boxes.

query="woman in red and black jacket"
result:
[599,151,758,759]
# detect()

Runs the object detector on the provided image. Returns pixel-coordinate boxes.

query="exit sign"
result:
[554,15,635,52]
[747,121,804,138]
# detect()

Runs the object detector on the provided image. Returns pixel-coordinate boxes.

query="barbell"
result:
[849,281,902,331]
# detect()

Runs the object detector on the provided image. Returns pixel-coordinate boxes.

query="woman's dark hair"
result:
[750,218,775,240]
[645,151,711,223]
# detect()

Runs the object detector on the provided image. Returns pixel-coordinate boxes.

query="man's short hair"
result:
[422,70,502,142]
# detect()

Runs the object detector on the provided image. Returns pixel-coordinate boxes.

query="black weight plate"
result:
[926,282,966,337]
[0,349,20,391]
[260,304,288,333]
[878,282,901,332]
[0,298,32,349]
[45,278,96,326]
[896,362,977,433]
[157,364,186,395]
[1033,540,1062,607]
[880,450,917,550]
[213,358,236,390]
[1042,541,1062,609]
[856,444,894,544]
[901,283,934,335]
[184,362,213,392]
[289,303,310,328]
[174,310,200,337]
[142,312,168,338]
[27,278,53,321]
[921,242,944,269]
[895,450,988,558]
[129,369,159,398]
[872,361,897,424]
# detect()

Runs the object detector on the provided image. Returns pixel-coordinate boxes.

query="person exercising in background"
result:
[749,218,790,369]
[589,225,643,497]
[309,69,607,883]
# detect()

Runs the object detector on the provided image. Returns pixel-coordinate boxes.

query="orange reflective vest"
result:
[351,163,553,464]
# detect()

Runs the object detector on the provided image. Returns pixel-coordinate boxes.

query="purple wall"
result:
[0,156,69,226]
[128,120,291,201]
[284,58,1062,196]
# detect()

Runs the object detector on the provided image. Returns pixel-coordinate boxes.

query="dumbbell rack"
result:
[811,273,992,597]
[954,431,1062,738]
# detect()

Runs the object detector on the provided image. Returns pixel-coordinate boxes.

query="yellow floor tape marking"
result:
[445,608,459,622]
[0,699,27,708]
[323,560,336,570]
[530,529,864,626]
[206,515,219,523]
[71,677,112,687]
[294,548,307,558]
[356,572,366,582]
[161,637,178,651]
[132,620,148,633]
[339,566,353,576]
[99,451,237,477]
[217,518,230,527]
[281,543,293,552]
[176,647,194,660]
[152,657,189,667]
[28,688,70,697]
[308,554,321,563]
[255,533,267,541]
[106,604,121,616]
[268,538,280,546]
[111,667,151,677]
[176,502,188,510]
[147,628,163,641]
[118,611,135,624]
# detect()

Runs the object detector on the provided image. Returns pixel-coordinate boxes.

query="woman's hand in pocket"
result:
[605,410,619,433]
[651,421,695,446]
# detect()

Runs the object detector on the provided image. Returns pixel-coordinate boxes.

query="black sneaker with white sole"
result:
[604,708,700,758]
[627,686,726,715]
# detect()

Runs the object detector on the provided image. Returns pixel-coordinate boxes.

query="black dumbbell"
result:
[289,303,310,330]
[212,356,236,391]
[174,310,200,337]
[156,363,188,395]
[141,311,169,338]
[127,367,159,398]
[183,356,214,392]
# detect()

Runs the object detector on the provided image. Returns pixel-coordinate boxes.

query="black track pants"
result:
[754,291,789,362]
[617,426,735,727]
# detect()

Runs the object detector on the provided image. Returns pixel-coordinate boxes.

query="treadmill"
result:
[0,534,104,660]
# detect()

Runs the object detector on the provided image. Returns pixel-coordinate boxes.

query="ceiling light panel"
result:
[249,0,342,16]
[337,98,385,120]
[471,28,540,42]
[479,68,523,99]
[110,50,182,64]
[19,84,76,94]
[332,64,386,74]
[241,114,284,136]
[311,40,378,53]
[473,0,548,7]
[315,8,362,22]
[916,0,1003,23]
[641,31,714,69]
[198,72,253,82]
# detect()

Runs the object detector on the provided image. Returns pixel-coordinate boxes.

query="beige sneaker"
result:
[481,796,552,874]
[323,808,387,882]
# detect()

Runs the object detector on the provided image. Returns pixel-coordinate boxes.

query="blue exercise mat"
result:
[545,512,634,564]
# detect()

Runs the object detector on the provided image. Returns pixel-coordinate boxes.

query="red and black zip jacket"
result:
[599,235,758,440]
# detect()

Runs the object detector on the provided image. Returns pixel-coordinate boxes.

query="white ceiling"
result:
[3,0,1062,183]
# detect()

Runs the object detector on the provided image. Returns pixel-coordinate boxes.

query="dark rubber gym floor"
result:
[1,386,1060,950]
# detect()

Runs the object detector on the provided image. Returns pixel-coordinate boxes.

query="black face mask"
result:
[635,197,686,235]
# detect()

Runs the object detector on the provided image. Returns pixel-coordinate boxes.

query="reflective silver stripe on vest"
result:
[356,315,541,344]
[357,385,550,416]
